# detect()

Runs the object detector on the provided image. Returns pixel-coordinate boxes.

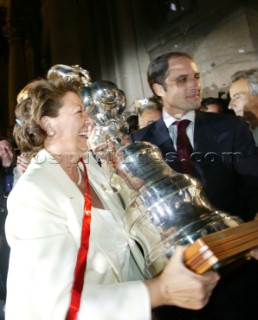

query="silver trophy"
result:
[81,80,128,146]
[111,141,242,277]
[48,64,243,278]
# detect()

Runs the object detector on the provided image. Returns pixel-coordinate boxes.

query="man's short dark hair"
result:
[147,52,193,93]
[0,136,17,149]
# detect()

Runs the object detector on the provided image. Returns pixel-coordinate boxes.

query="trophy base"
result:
[184,219,258,274]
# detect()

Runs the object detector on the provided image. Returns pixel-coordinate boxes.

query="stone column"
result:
[4,0,41,131]
[106,0,151,107]
[4,0,27,130]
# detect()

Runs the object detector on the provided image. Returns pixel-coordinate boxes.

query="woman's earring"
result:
[48,129,56,137]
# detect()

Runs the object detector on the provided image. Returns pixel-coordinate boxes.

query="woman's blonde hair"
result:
[14,76,81,159]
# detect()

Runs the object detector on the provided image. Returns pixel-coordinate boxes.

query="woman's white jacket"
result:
[5,149,151,320]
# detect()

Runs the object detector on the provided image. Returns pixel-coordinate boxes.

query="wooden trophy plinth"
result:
[184,220,258,274]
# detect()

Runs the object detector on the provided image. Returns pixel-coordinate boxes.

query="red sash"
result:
[66,159,91,320]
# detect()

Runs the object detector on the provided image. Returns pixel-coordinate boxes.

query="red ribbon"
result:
[66,159,92,320]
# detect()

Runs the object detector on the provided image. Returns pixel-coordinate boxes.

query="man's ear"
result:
[153,83,165,97]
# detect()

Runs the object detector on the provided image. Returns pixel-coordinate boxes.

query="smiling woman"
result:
[13,77,91,195]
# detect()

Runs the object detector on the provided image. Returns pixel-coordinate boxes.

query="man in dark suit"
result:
[130,52,258,320]
[131,52,258,222]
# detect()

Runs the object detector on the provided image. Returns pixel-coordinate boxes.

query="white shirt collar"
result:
[163,109,196,128]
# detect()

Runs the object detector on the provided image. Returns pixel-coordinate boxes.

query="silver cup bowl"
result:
[111,141,242,278]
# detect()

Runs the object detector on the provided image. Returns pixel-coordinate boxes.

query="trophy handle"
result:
[184,219,258,274]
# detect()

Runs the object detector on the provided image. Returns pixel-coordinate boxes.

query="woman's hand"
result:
[145,245,220,310]
[16,153,30,175]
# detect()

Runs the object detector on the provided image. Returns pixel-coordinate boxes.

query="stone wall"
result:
[145,0,258,100]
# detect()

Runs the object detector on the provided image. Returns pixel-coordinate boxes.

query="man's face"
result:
[229,79,258,118]
[0,140,15,167]
[228,79,250,117]
[155,56,201,118]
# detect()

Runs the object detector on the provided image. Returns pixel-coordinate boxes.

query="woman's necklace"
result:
[77,166,82,186]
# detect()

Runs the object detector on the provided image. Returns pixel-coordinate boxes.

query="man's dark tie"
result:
[173,119,193,175]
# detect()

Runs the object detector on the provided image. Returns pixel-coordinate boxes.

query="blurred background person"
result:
[126,114,139,133]
[119,114,139,146]
[0,136,20,319]
[229,68,258,146]
[200,97,226,113]
[136,96,162,129]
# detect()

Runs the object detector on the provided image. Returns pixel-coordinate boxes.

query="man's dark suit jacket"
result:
[131,111,258,221]
[131,111,258,320]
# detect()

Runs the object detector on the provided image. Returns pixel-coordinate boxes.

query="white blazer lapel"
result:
[38,150,85,248]
[83,154,125,222]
